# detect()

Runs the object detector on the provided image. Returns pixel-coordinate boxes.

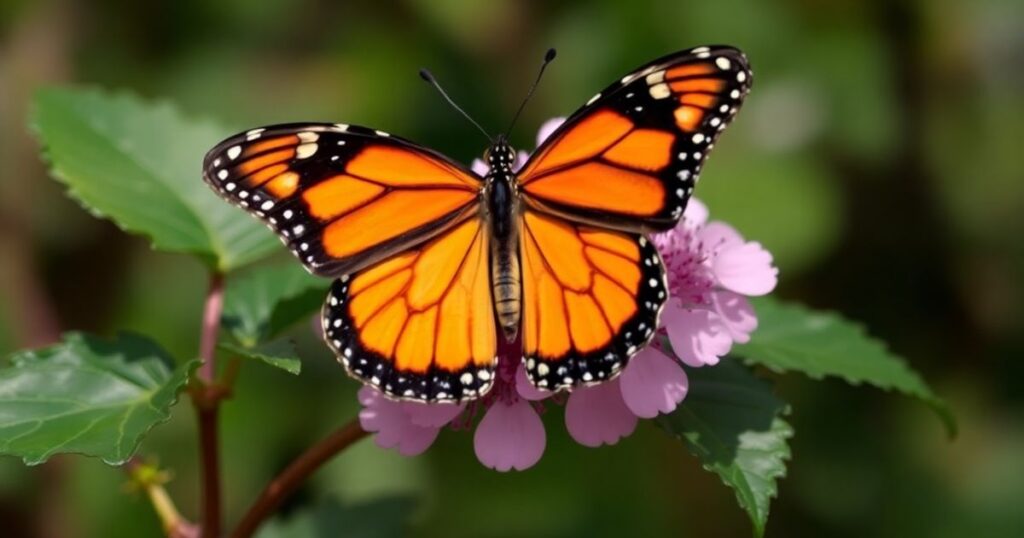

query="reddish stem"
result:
[230,420,368,538]
[196,404,221,538]
[194,272,225,537]
[198,273,225,382]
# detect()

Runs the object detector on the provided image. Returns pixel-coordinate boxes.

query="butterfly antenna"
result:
[419,68,493,142]
[504,48,557,138]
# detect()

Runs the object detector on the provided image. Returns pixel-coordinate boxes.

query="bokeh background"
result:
[1,0,1022,536]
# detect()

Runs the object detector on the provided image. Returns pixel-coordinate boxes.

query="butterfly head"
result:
[484,140,517,172]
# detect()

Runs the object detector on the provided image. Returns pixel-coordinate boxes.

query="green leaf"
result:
[256,496,416,538]
[736,297,956,436]
[0,332,197,466]
[657,360,792,537]
[222,262,328,348]
[30,87,280,271]
[220,341,301,376]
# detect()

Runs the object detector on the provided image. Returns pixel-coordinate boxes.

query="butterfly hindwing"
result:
[322,218,498,403]
[203,123,482,277]
[519,208,667,391]
[518,45,752,233]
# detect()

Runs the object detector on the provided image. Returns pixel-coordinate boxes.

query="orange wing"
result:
[518,46,752,233]
[322,218,497,402]
[203,123,482,276]
[518,208,667,391]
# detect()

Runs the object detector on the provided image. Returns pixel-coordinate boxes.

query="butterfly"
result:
[203,45,752,403]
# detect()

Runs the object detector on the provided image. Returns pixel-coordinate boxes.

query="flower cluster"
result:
[357,119,778,471]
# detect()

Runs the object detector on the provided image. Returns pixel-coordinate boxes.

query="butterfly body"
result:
[482,140,523,341]
[203,45,753,403]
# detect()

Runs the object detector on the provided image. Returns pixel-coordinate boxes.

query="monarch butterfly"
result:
[203,45,752,403]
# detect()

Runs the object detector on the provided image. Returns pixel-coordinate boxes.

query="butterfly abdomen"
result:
[491,240,521,342]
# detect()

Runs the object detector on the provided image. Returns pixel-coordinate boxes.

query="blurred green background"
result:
[1,0,1022,536]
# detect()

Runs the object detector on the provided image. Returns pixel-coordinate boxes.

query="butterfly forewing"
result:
[202,123,482,277]
[518,45,752,234]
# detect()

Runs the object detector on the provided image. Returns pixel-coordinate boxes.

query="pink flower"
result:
[562,346,690,446]
[560,167,778,447]
[358,117,780,463]
[653,198,778,364]
[358,338,549,471]
[357,386,462,456]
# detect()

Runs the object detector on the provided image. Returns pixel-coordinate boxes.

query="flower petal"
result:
[619,347,689,418]
[471,158,489,177]
[474,399,546,471]
[663,304,732,367]
[515,363,551,401]
[710,291,758,344]
[712,241,779,296]
[699,221,745,254]
[358,387,439,456]
[536,117,566,146]
[565,380,638,447]
[402,400,465,428]
[512,150,530,172]
[683,197,709,228]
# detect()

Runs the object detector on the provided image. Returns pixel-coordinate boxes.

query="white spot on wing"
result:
[649,83,671,99]
[296,143,317,159]
[645,70,665,84]
[226,146,242,160]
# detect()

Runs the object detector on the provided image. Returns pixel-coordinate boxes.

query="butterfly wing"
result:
[203,123,482,276]
[517,45,752,233]
[322,217,497,402]
[518,208,667,391]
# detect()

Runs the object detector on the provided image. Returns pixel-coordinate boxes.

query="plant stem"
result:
[196,403,221,538]
[194,272,225,538]
[230,419,369,538]
[126,460,199,538]
[199,273,225,382]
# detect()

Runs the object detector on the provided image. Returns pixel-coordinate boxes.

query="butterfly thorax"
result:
[483,141,522,342]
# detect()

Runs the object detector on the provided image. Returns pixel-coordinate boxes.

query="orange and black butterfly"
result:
[203,45,752,402]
